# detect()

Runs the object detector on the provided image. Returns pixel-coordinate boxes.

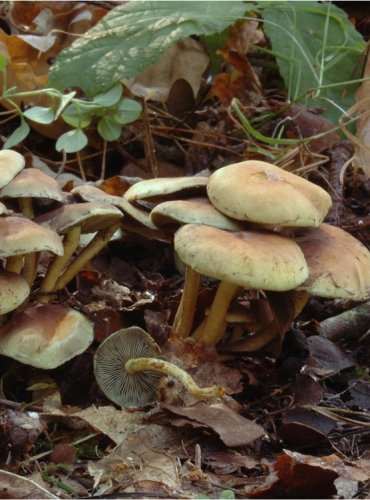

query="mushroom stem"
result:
[173,266,200,338]
[39,226,81,302]
[6,255,24,274]
[22,252,40,287]
[125,357,225,399]
[53,223,120,291]
[196,282,242,345]
[18,197,35,219]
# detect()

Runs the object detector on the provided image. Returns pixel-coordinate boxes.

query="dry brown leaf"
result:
[0,470,57,499]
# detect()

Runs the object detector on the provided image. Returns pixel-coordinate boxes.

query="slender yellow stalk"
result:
[18,197,35,219]
[173,266,200,338]
[22,252,39,287]
[196,282,242,345]
[6,255,24,274]
[53,223,120,291]
[125,357,224,399]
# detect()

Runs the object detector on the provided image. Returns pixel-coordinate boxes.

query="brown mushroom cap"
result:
[175,224,309,291]
[207,160,332,227]
[150,197,246,231]
[94,326,162,407]
[35,202,123,234]
[0,150,25,189]
[296,223,370,300]
[0,304,94,368]
[71,184,157,230]
[0,271,30,314]
[0,168,64,202]
[0,216,64,257]
[123,176,209,203]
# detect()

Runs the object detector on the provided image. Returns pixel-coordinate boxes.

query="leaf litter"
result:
[0,1,370,499]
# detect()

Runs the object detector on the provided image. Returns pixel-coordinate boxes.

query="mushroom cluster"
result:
[121,160,370,350]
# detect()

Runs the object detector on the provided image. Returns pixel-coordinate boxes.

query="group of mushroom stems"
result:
[0,149,369,407]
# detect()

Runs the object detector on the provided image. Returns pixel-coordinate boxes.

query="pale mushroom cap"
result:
[0,304,94,369]
[0,271,30,314]
[207,161,332,227]
[0,168,64,201]
[35,202,123,234]
[296,223,370,300]
[72,184,157,229]
[150,197,246,231]
[94,326,162,407]
[0,150,25,189]
[124,176,209,202]
[175,224,309,291]
[0,216,64,257]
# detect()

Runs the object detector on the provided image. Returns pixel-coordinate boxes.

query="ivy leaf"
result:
[48,1,248,96]
[113,98,142,124]
[56,128,88,153]
[97,115,122,141]
[23,106,55,124]
[259,1,365,123]
[3,118,30,148]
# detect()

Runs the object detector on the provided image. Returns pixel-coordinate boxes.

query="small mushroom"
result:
[0,270,30,315]
[0,216,63,284]
[0,150,25,189]
[0,304,94,369]
[293,223,370,314]
[36,202,123,297]
[207,160,332,227]
[0,168,64,219]
[123,176,209,204]
[174,224,309,344]
[94,326,224,407]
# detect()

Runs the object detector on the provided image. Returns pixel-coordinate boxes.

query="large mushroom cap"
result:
[0,304,94,369]
[0,216,64,257]
[0,168,64,202]
[207,160,332,227]
[296,223,370,300]
[150,197,245,231]
[94,327,162,407]
[175,224,309,291]
[124,176,209,203]
[35,202,123,234]
[0,271,30,314]
[0,150,25,189]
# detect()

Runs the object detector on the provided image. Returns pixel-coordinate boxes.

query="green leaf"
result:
[55,91,76,118]
[3,118,30,148]
[92,83,123,106]
[259,1,366,123]
[23,106,55,124]
[97,115,122,141]
[56,129,88,153]
[62,103,93,128]
[113,98,142,124]
[48,1,248,96]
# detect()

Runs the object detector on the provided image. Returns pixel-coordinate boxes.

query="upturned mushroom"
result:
[94,326,224,407]
[174,224,309,344]
[0,304,94,369]
[207,160,332,228]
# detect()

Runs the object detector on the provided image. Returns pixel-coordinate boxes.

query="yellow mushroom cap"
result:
[124,176,209,203]
[0,150,25,189]
[296,223,370,300]
[174,224,309,291]
[0,168,64,202]
[207,160,332,227]
[0,271,30,314]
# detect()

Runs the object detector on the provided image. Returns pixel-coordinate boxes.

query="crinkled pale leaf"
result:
[260,1,365,124]
[48,1,248,96]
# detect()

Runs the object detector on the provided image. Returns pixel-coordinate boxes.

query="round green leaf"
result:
[113,98,142,124]
[97,116,122,141]
[23,106,55,124]
[92,83,123,106]
[56,129,88,153]
[3,119,30,149]
[62,104,92,128]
